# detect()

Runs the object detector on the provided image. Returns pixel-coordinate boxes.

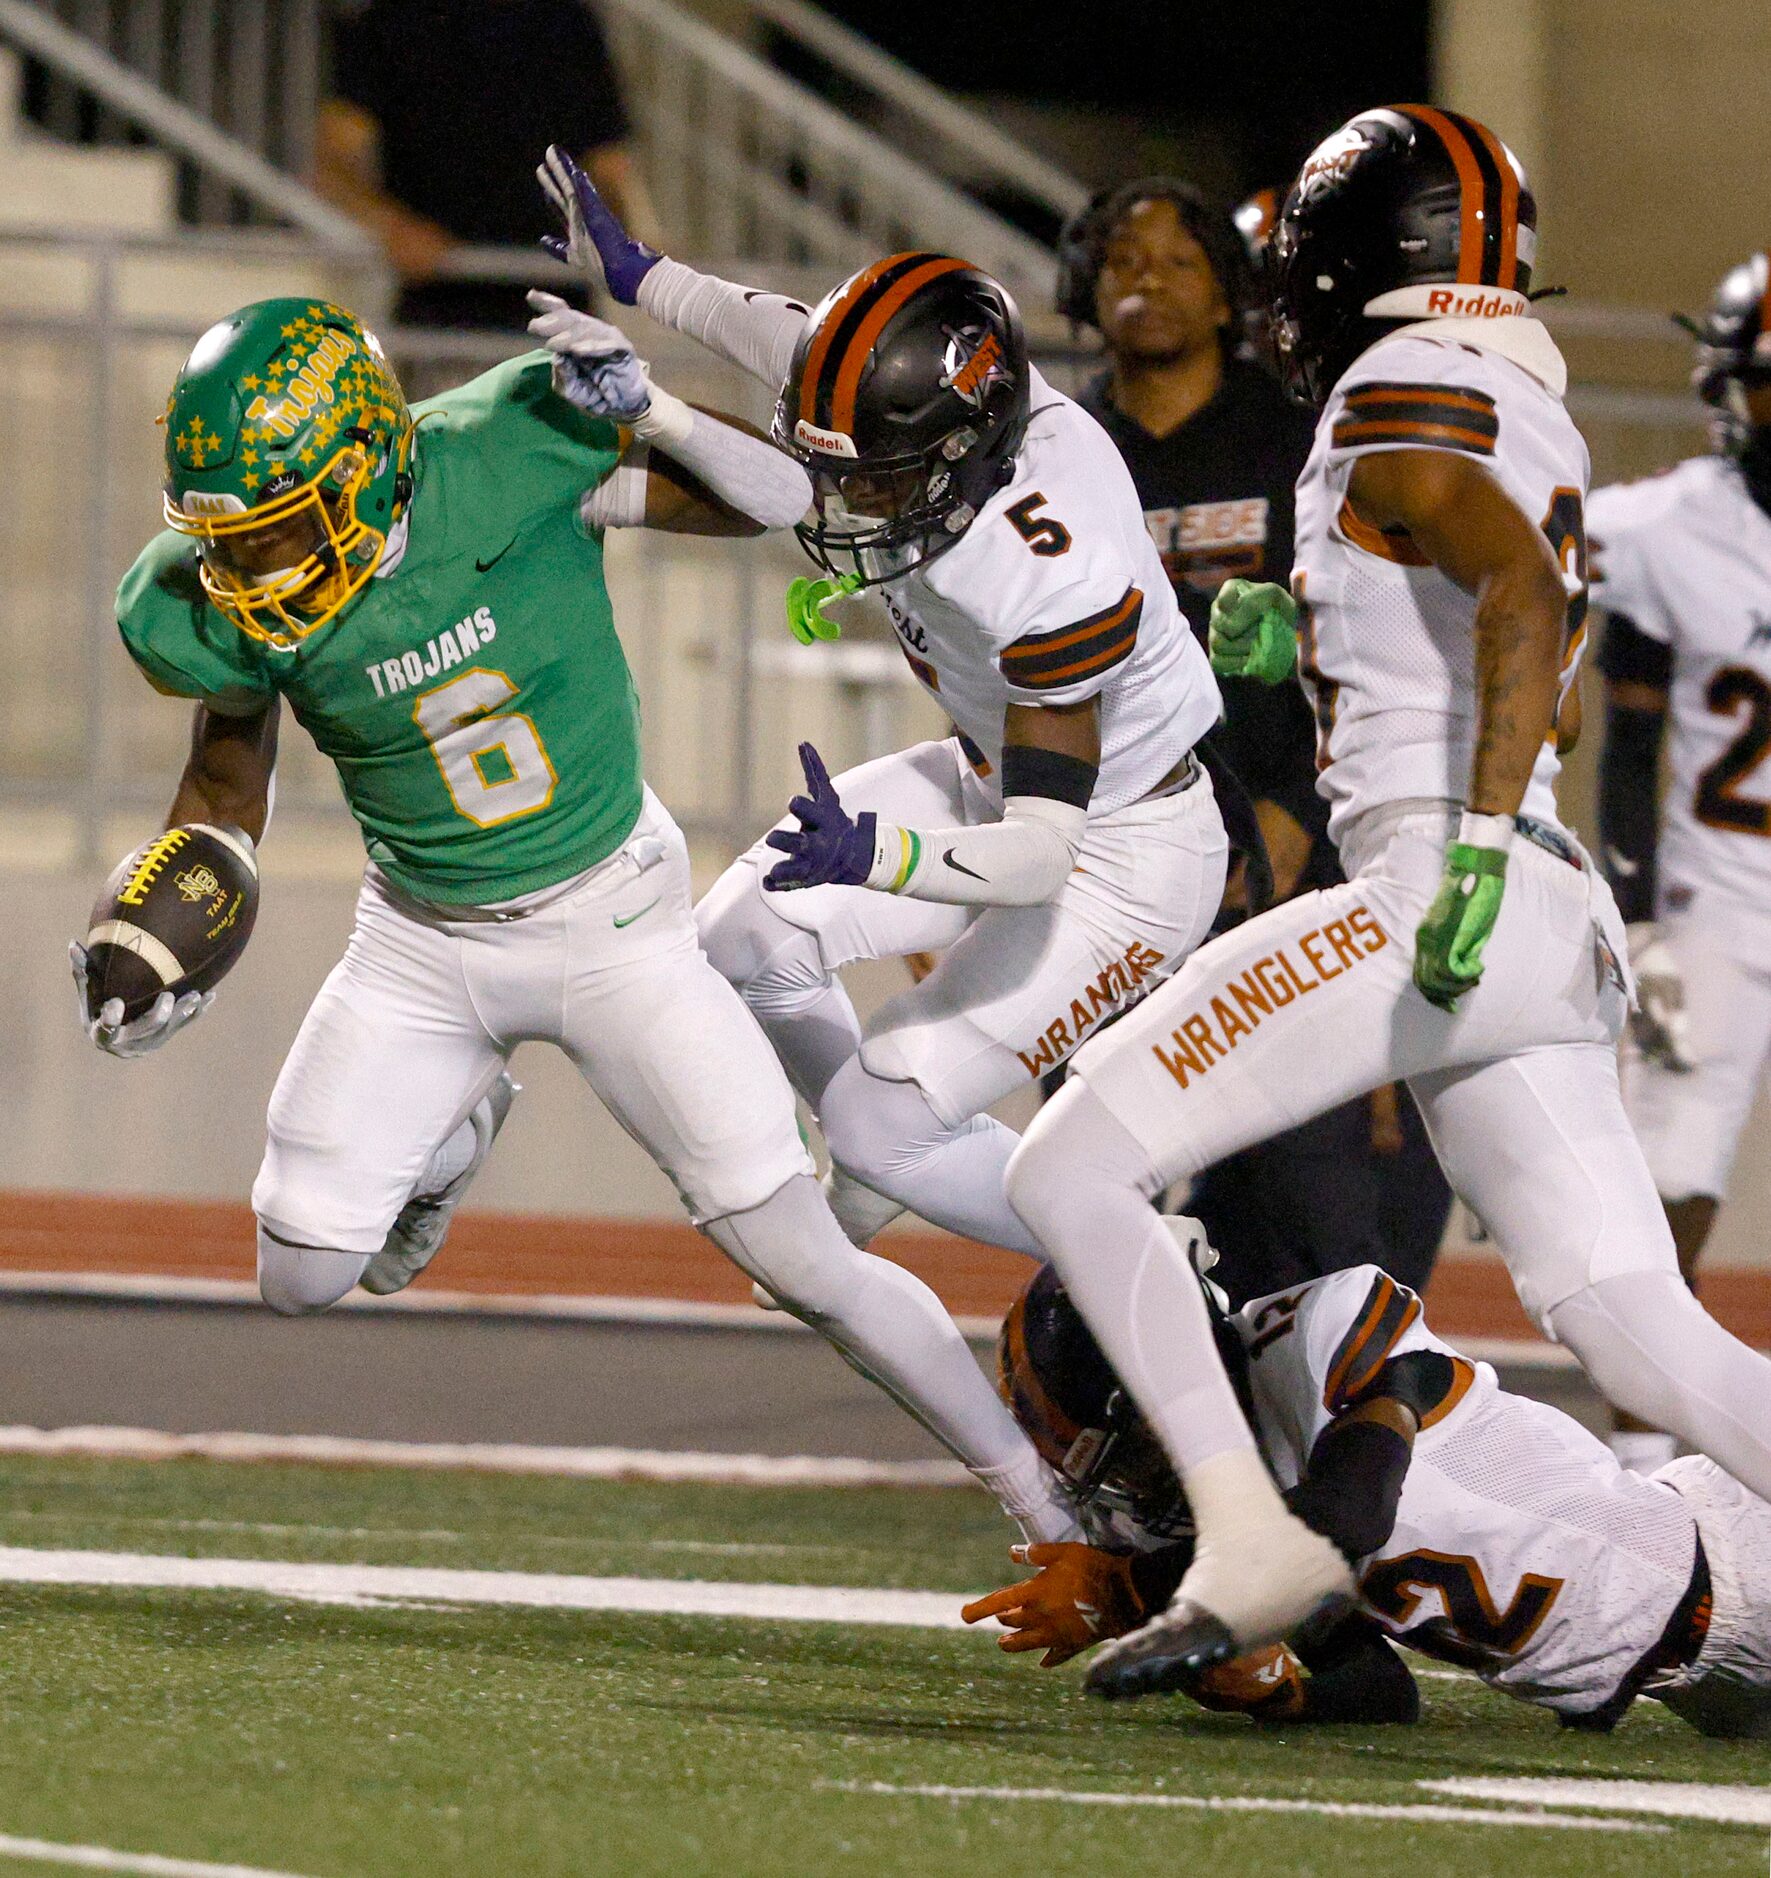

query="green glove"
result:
[1414,834,1510,1011]
[786,573,861,646]
[1209,578,1298,685]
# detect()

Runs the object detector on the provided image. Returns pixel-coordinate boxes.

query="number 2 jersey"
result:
[1589,453,1771,926]
[1290,320,1590,848]
[116,353,642,905]
[1235,1266,1701,1719]
[868,367,1221,814]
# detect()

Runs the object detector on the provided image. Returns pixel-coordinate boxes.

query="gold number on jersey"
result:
[413,667,558,828]
[1360,1549,1564,1667]
[1695,666,1771,837]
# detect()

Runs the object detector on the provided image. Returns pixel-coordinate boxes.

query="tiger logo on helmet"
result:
[161,297,414,649]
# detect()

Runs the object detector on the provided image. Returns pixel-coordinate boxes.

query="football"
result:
[82,822,260,1023]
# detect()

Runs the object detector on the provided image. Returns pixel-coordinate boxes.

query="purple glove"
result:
[763,744,877,892]
[536,144,661,306]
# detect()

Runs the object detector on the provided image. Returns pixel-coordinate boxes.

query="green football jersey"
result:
[117,352,644,904]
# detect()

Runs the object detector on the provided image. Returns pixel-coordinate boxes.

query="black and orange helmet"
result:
[1689,252,1771,508]
[998,1265,1197,1546]
[1269,106,1537,406]
[772,253,1029,586]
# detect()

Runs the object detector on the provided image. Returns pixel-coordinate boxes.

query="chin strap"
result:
[786,572,862,644]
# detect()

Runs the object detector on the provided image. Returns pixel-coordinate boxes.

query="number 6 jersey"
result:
[1289,319,1591,847]
[118,353,642,905]
[1589,454,1771,924]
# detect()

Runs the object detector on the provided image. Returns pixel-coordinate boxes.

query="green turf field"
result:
[0,1455,1762,1877]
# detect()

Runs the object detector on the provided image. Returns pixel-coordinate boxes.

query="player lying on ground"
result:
[81,289,1077,1544]
[537,147,1261,1270]
[1589,251,1771,1472]
[1000,105,1771,1692]
[967,1247,1770,1739]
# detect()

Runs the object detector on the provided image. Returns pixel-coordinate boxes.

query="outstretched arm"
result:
[527,296,811,537]
[538,144,808,392]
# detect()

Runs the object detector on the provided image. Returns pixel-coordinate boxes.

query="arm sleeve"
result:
[634,395,812,529]
[1595,654,1667,926]
[862,793,1087,907]
[637,258,810,393]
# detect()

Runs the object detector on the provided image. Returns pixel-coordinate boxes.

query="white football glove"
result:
[70,940,212,1061]
[1625,921,1694,1073]
[525,291,653,423]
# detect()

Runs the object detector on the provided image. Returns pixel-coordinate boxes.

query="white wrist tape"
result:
[864,795,1087,906]
[627,382,694,449]
[1458,810,1516,855]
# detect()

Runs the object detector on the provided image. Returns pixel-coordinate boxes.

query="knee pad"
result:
[256,1222,369,1317]
[694,866,831,1015]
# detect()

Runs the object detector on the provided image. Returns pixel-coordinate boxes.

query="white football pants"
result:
[1008,802,1771,1506]
[696,737,1228,1250]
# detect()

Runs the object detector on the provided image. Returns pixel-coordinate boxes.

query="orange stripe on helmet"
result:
[1395,104,1488,285]
[828,255,971,438]
[796,254,915,429]
[1465,116,1522,290]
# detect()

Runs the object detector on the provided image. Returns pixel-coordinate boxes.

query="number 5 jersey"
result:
[118,353,643,905]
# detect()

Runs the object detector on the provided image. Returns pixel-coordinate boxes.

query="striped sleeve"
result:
[1321,1273,1424,1414]
[1331,380,1499,458]
[999,585,1143,694]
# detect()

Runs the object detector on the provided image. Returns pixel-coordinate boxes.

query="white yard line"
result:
[0,1546,978,1629]
[822,1780,1667,1833]
[0,1425,971,1489]
[1423,1778,1771,1826]
[0,1834,311,1876]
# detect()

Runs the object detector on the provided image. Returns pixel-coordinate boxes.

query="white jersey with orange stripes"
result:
[1589,454,1771,924]
[1234,1266,1702,1717]
[876,368,1220,814]
[1290,318,1591,846]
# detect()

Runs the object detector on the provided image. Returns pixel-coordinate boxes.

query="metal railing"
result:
[598,0,1057,302]
[735,0,1089,228]
[0,0,371,250]
[11,0,1060,302]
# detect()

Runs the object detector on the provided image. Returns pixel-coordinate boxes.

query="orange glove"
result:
[1188,1642,1308,1721]
[960,1543,1146,1667]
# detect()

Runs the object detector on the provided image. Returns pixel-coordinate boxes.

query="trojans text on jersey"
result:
[365,607,499,699]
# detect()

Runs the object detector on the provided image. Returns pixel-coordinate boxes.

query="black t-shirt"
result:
[1079,359,1338,889]
[334,0,629,244]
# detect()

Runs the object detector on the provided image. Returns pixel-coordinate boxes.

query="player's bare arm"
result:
[1347,446,1568,819]
[167,699,280,842]
[1346,446,1571,1008]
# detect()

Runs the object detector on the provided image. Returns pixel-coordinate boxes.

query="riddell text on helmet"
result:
[1151,906,1390,1088]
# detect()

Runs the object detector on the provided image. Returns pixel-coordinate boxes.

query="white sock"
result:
[1609,1430,1679,1473]
[1005,1082,1264,1484]
[702,1174,1051,1503]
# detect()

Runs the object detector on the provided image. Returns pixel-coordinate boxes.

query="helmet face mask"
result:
[773,254,1029,588]
[1691,253,1771,474]
[161,299,413,650]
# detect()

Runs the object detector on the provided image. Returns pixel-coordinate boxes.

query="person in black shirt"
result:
[317,0,656,331]
[1054,176,1452,1302]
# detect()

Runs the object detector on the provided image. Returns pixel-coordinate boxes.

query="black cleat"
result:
[1084,1602,1237,1701]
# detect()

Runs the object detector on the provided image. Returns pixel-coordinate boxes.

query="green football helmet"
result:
[161,297,414,649]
